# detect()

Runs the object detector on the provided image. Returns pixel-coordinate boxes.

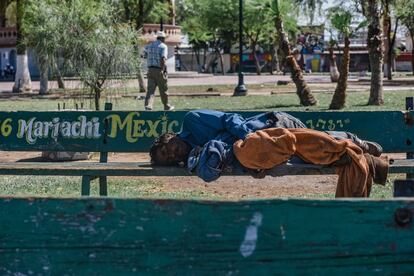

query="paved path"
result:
[1,74,413,93]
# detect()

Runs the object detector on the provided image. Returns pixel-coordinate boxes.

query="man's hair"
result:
[149,132,177,165]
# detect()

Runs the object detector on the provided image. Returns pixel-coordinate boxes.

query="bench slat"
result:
[0,159,411,176]
[1,198,414,274]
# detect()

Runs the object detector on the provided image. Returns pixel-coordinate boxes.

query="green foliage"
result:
[180,0,299,55]
[116,0,171,28]
[329,9,353,36]
[180,0,238,53]
[263,0,299,40]
[24,0,140,110]
[5,0,16,27]
[396,0,414,33]
[328,7,367,38]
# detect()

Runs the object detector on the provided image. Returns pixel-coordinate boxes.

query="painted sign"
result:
[0,111,183,152]
[0,110,411,153]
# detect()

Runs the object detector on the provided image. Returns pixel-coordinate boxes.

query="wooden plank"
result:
[81,175,91,196]
[394,179,414,197]
[0,198,414,274]
[0,159,412,177]
[0,111,413,153]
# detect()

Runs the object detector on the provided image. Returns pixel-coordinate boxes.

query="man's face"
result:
[154,136,189,165]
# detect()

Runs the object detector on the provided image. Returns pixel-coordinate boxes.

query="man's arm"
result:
[223,113,254,140]
[160,44,168,71]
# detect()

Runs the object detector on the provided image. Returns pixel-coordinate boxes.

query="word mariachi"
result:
[0,112,181,144]
[17,116,101,144]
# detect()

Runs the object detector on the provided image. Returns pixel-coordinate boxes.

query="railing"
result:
[0,27,17,47]
[141,24,181,44]
[0,25,181,47]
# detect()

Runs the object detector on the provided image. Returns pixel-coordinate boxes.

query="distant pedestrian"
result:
[143,31,174,111]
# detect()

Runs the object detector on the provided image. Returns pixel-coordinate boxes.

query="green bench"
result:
[0,100,414,196]
[1,197,414,273]
[1,100,414,273]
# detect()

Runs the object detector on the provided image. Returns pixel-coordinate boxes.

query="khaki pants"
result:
[145,67,169,109]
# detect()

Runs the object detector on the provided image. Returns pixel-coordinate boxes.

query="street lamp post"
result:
[233,0,247,96]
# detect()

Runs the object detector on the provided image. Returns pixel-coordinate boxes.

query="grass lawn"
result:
[0,88,409,199]
[0,90,412,112]
[0,173,400,199]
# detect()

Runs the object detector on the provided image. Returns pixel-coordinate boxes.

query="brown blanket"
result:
[233,128,373,197]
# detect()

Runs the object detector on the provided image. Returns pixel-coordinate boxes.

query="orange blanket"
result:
[233,128,372,197]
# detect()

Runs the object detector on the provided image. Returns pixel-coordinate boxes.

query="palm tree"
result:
[12,0,32,93]
[269,0,317,106]
[361,0,384,105]
[328,38,340,82]
[329,9,354,109]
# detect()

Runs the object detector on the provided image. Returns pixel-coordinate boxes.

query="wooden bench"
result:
[0,100,413,196]
[1,100,414,273]
[1,197,414,273]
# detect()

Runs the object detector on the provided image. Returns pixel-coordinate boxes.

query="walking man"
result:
[144,31,174,111]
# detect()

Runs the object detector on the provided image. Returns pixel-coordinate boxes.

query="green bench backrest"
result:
[0,110,412,153]
[1,197,414,274]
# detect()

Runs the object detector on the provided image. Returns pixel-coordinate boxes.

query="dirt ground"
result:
[0,151,338,198]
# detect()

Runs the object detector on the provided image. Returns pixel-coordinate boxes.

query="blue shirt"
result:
[180,110,307,182]
[178,109,306,147]
[145,40,168,68]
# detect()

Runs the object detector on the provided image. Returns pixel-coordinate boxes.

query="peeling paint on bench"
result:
[1,197,414,274]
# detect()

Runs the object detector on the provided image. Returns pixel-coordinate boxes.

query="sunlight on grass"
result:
[0,90,412,112]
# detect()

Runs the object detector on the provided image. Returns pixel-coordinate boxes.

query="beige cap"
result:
[156,31,167,38]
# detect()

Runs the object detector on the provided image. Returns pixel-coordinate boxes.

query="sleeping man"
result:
[149,109,387,197]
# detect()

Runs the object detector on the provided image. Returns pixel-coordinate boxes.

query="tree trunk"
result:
[388,19,399,80]
[38,55,48,95]
[202,46,208,72]
[270,46,279,74]
[12,0,32,93]
[383,3,392,80]
[137,69,146,92]
[411,30,414,76]
[217,48,225,75]
[194,49,202,72]
[54,62,65,89]
[330,37,350,110]
[367,0,384,105]
[329,47,339,83]
[275,9,317,106]
[0,0,11,27]
[94,87,101,111]
[136,44,146,92]
[251,43,261,75]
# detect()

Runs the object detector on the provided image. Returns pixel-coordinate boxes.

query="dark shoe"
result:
[365,154,389,185]
[365,141,383,157]
[164,105,175,111]
[145,106,153,111]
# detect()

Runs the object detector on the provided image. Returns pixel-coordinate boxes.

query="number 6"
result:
[1,118,12,137]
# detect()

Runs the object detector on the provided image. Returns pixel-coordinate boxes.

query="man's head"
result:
[156,31,166,43]
[150,133,191,166]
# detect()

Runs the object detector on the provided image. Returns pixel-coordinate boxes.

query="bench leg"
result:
[99,176,108,196]
[81,176,91,196]
[408,152,414,179]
